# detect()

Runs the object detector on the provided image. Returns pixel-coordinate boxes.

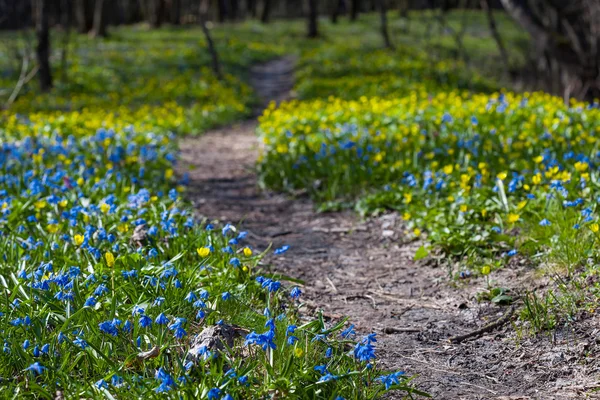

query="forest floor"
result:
[177,58,600,399]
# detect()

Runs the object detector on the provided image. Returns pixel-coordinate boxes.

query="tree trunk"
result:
[229,0,238,20]
[216,0,227,22]
[500,0,600,101]
[89,0,107,37]
[378,0,393,48]
[350,0,359,21]
[199,3,222,80]
[480,0,509,74]
[330,0,343,23]
[35,0,53,92]
[147,0,163,27]
[260,0,271,23]
[247,0,257,17]
[75,0,93,33]
[307,0,318,38]
[170,0,180,24]
[61,0,71,82]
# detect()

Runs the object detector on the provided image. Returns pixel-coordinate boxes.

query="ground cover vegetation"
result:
[256,11,600,334]
[1,0,599,397]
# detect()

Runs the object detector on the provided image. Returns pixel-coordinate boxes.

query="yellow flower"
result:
[590,223,599,233]
[46,224,59,233]
[481,265,491,275]
[481,209,487,217]
[59,199,68,208]
[243,247,253,257]
[443,165,454,175]
[403,193,412,204]
[517,200,527,210]
[197,247,211,257]
[105,252,115,267]
[447,195,455,202]
[497,172,507,181]
[459,205,467,212]
[73,234,84,246]
[574,161,588,172]
[100,203,110,214]
[165,169,174,179]
[532,173,542,185]
[77,177,85,186]
[413,228,421,237]
[402,212,411,220]
[533,155,543,163]
[34,200,47,210]
[507,213,520,223]
[294,347,304,357]
[118,223,129,233]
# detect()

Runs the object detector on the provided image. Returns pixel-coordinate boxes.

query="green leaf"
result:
[414,245,429,261]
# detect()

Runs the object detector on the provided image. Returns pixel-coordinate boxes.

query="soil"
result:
[176,58,600,399]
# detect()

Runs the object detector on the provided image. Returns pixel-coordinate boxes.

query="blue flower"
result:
[84,296,97,307]
[155,313,169,325]
[99,319,119,336]
[139,315,152,328]
[354,341,376,362]
[26,362,46,375]
[207,388,221,400]
[375,371,406,390]
[95,379,108,389]
[539,219,552,226]
[274,245,290,255]
[340,324,355,338]
[290,286,302,299]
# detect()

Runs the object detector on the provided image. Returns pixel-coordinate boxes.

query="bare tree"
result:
[351,0,359,20]
[378,0,393,48]
[481,0,510,75]
[89,0,107,37]
[261,0,271,23]
[307,0,318,38]
[61,0,72,81]
[500,0,600,101]
[199,0,222,79]
[75,0,93,33]
[34,0,53,92]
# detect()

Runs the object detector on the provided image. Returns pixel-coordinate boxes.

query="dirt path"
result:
[177,58,600,400]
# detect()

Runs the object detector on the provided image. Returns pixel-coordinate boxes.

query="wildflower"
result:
[274,245,290,255]
[104,251,115,267]
[25,362,46,375]
[197,247,210,257]
[376,371,406,390]
[290,286,302,299]
[207,388,221,400]
[84,296,97,307]
[73,234,84,246]
[591,223,599,233]
[155,313,169,325]
[139,315,152,328]
[507,213,520,223]
[243,247,253,257]
[294,347,304,357]
[539,219,552,226]
[95,379,109,389]
[98,320,119,337]
[340,324,356,338]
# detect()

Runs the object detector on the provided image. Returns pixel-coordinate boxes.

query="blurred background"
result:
[0,0,598,128]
